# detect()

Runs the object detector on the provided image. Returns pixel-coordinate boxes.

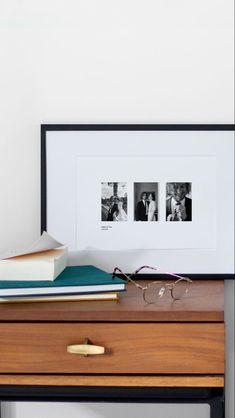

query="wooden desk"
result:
[0,280,224,417]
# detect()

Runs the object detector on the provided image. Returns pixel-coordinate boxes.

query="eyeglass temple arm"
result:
[112,267,122,277]
[164,271,192,282]
[130,265,158,276]
[112,267,144,289]
[130,265,192,282]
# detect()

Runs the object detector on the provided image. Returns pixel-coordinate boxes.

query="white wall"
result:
[0,1,234,417]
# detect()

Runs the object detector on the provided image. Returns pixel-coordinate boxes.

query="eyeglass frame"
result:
[112,265,193,304]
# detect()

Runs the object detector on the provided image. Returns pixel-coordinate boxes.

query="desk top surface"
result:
[0,280,224,322]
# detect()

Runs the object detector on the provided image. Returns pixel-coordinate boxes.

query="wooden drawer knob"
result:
[67,338,105,356]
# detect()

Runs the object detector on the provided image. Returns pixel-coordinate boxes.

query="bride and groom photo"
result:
[134,183,158,222]
[135,191,157,221]
[101,182,128,222]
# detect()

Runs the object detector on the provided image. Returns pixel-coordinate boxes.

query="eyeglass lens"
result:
[171,280,189,300]
[143,282,166,304]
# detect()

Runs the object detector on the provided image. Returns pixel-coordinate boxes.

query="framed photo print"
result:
[41,124,234,278]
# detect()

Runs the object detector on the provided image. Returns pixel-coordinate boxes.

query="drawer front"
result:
[0,323,224,374]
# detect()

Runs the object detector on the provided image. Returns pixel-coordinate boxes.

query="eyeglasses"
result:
[112,265,192,304]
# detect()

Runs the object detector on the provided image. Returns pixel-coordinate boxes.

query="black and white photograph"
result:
[101,182,128,221]
[134,183,158,221]
[166,182,192,221]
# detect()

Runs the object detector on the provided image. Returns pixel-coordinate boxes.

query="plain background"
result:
[0,0,234,417]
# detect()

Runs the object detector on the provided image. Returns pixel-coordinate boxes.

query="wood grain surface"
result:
[0,323,224,374]
[0,375,224,387]
[0,280,224,322]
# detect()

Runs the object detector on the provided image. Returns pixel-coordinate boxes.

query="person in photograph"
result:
[166,182,192,221]
[147,193,157,221]
[107,196,118,221]
[113,198,127,221]
[136,192,148,221]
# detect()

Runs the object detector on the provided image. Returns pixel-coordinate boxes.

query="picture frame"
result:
[41,124,234,279]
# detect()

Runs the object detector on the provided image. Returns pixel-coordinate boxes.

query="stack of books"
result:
[0,265,125,303]
[0,233,125,303]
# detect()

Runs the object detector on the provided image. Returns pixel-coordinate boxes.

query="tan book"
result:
[0,292,119,303]
[0,248,68,281]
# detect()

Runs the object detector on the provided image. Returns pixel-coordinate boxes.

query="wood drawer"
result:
[0,323,224,374]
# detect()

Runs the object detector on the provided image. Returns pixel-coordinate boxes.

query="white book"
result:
[0,248,68,281]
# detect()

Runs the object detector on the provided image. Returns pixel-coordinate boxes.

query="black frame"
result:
[41,124,235,280]
[0,386,224,418]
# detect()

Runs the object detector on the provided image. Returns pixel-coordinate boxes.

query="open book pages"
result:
[0,232,64,261]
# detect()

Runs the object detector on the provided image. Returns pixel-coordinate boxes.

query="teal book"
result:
[0,265,125,297]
